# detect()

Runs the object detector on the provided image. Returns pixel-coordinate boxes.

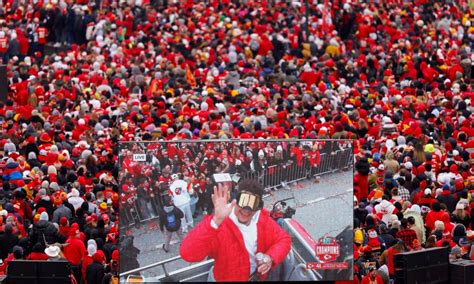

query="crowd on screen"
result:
[0,0,473,283]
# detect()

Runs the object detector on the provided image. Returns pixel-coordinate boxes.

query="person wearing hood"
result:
[35,188,53,216]
[26,152,42,169]
[29,211,66,250]
[82,243,97,283]
[158,197,184,253]
[451,223,467,246]
[86,250,106,284]
[68,188,84,210]
[403,204,426,244]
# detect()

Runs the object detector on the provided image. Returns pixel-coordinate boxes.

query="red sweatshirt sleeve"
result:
[264,217,292,269]
[179,215,220,262]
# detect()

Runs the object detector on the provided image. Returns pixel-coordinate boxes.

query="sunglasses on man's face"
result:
[236,191,262,212]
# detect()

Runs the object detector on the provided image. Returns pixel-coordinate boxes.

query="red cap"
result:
[60,217,68,226]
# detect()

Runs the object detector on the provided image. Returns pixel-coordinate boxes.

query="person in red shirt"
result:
[0,31,8,64]
[63,223,86,283]
[180,179,291,281]
[361,266,384,284]
[26,243,49,260]
[81,244,97,284]
[425,202,446,233]
[36,24,48,56]
[378,240,405,280]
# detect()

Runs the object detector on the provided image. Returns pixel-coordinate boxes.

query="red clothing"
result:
[361,274,384,284]
[396,228,418,248]
[36,27,48,44]
[354,172,369,201]
[386,247,401,276]
[180,209,291,281]
[418,196,436,209]
[81,255,93,283]
[63,237,86,266]
[0,36,8,53]
[27,252,49,260]
[425,211,446,232]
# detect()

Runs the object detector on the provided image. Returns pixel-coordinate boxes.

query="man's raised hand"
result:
[212,182,236,226]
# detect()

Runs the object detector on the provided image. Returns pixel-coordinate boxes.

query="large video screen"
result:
[118,139,353,282]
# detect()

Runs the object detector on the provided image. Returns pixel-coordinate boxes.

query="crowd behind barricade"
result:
[118,140,351,229]
[0,0,472,282]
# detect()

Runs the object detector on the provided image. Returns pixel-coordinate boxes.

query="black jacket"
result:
[103,242,119,263]
[35,197,54,216]
[29,220,66,248]
[436,193,458,213]
[158,206,183,232]
[86,262,105,284]
[0,232,19,260]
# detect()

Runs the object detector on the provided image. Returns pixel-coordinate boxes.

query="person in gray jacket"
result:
[52,198,72,225]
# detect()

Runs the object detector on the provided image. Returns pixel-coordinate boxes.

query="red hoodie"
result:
[180,209,291,281]
[425,210,446,232]
[63,237,86,266]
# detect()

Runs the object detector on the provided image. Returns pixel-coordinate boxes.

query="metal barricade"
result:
[237,148,352,191]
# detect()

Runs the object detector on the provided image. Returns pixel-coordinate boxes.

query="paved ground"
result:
[121,170,352,280]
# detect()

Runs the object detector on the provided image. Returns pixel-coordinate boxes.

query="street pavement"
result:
[122,170,352,279]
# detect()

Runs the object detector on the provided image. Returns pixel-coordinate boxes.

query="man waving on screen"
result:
[180,179,291,281]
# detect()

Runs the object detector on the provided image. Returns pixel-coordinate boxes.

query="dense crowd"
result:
[118,140,348,228]
[0,0,473,282]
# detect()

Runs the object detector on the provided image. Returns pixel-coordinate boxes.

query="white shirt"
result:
[211,207,261,276]
[170,180,191,207]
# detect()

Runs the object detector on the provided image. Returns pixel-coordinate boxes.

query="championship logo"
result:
[316,236,340,262]
[307,236,348,270]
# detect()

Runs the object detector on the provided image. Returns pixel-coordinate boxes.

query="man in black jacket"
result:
[29,212,66,249]
[86,251,106,284]
[158,198,184,253]
[0,224,18,260]
[436,185,458,213]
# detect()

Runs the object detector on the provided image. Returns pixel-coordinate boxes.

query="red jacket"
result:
[64,237,86,266]
[180,209,291,281]
[81,255,93,283]
[425,210,446,232]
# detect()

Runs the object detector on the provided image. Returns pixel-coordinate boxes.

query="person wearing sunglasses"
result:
[180,179,291,281]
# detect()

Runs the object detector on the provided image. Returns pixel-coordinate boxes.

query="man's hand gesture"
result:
[212,182,236,226]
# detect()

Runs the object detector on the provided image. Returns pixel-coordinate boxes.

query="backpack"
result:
[165,211,179,232]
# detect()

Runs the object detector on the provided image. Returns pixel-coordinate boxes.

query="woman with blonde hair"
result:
[384,151,399,174]
[412,142,426,166]
[451,203,470,228]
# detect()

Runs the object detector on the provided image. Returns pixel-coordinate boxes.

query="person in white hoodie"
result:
[169,176,193,233]
[68,188,84,211]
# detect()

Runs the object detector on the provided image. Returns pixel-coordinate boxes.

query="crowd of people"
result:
[118,140,348,229]
[0,0,473,282]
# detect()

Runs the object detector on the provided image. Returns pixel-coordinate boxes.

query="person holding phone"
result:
[180,179,291,281]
